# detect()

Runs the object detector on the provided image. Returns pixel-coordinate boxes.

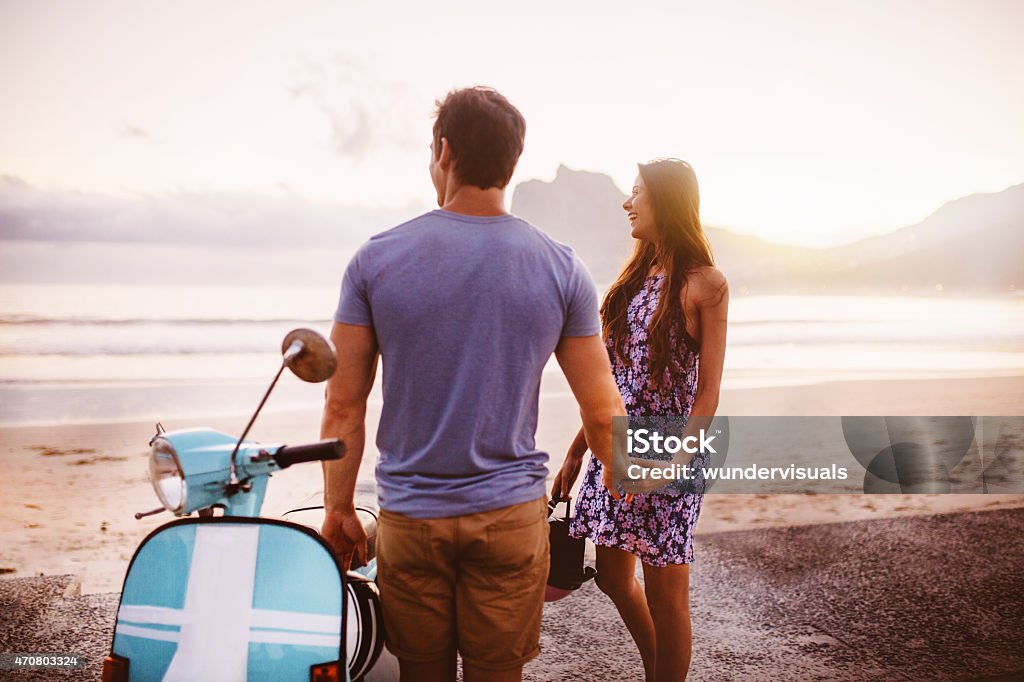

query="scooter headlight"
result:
[149,437,186,514]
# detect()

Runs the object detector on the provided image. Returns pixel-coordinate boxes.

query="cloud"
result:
[119,123,151,140]
[0,175,423,248]
[289,54,425,159]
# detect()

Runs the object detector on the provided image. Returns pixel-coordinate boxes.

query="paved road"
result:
[2,507,1022,680]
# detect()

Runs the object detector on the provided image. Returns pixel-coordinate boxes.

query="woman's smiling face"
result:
[623,174,656,241]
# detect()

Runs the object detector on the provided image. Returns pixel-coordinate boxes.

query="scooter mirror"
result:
[281,328,337,383]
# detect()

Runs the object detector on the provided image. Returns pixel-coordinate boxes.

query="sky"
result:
[2,0,1023,247]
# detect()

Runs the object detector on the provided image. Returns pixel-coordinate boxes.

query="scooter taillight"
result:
[101,654,129,681]
[310,661,340,681]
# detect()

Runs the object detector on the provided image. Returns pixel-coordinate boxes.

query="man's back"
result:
[335,208,598,518]
[321,86,625,678]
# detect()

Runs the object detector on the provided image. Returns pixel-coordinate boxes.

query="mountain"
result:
[510,166,1023,294]
[509,164,827,288]
[509,166,634,286]
[819,184,1024,292]
[828,183,1024,262]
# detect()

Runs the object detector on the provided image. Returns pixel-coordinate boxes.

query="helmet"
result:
[346,569,385,680]
[281,505,378,562]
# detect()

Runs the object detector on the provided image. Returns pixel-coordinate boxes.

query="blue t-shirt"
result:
[334,209,600,518]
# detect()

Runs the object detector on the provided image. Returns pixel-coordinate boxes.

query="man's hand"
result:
[321,508,369,570]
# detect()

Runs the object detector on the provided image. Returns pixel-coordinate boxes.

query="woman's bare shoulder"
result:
[684,266,729,307]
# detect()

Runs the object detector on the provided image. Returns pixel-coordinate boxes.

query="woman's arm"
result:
[552,425,589,500]
[688,267,729,424]
[567,425,588,460]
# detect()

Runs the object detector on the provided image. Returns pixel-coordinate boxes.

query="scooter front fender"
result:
[107,517,350,682]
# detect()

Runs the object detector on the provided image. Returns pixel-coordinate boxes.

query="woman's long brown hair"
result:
[600,158,714,387]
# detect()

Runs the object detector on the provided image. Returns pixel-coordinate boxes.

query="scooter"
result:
[102,328,380,682]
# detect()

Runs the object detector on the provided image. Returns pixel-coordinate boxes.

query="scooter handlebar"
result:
[273,439,345,469]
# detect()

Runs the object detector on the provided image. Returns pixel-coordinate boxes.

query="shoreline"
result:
[3,368,1024,429]
[1,373,1022,594]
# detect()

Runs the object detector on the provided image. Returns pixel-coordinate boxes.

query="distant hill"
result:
[820,184,1024,293]
[510,166,1023,294]
[2,168,1020,292]
[0,174,420,249]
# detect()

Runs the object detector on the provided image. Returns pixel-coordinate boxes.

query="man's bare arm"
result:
[554,335,626,472]
[320,322,379,566]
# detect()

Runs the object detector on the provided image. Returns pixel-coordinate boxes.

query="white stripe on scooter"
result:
[162,525,260,682]
[248,630,341,647]
[115,624,180,643]
[117,605,187,626]
[119,605,341,635]
[116,622,340,649]
[250,609,342,634]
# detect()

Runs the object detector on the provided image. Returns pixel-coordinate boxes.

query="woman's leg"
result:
[641,562,691,681]
[594,545,657,680]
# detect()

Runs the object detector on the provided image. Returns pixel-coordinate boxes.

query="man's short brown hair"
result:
[433,86,526,190]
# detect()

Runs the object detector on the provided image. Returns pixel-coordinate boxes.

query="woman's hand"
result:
[552,448,585,501]
[601,461,619,499]
[601,461,633,503]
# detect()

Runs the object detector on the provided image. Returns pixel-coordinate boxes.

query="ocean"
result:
[2,284,1023,426]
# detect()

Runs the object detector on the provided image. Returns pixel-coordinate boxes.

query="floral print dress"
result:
[568,273,705,566]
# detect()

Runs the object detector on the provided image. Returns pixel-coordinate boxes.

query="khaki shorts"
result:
[376,496,549,670]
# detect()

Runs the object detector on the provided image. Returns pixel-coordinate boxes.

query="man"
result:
[320,86,625,682]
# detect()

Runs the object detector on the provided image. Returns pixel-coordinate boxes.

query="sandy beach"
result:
[1,373,1022,595]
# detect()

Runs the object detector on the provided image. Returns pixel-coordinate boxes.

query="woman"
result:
[552,158,728,681]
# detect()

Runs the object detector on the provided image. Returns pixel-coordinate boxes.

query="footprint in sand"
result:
[32,445,97,457]
[72,455,128,466]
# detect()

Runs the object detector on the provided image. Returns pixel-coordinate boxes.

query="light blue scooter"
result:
[102,329,376,682]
